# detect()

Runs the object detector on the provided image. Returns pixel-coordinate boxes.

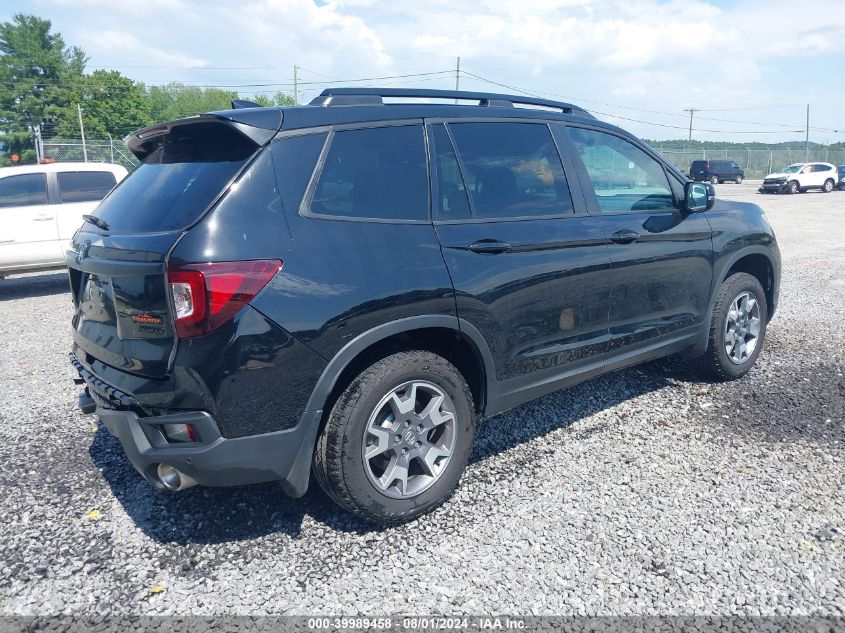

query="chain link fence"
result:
[40,138,139,171]
[652,147,845,179]
[36,139,845,181]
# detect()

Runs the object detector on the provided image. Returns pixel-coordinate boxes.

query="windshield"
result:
[782,165,803,174]
[839,166,845,175]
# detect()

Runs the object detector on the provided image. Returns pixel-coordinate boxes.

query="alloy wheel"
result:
[362,380,457,499]
[724,291,762,365]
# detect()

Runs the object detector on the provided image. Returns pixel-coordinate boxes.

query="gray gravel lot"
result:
[0,182,843,616]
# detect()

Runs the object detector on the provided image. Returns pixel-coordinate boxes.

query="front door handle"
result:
[33,215,55,222]
[610,229,639,244]
[467,239,512,254]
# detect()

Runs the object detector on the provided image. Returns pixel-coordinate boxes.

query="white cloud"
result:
[19,0,845,140]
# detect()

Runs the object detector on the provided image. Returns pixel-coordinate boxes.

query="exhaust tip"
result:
[156,463,197,491]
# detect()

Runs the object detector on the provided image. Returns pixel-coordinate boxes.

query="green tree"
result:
[0,13,86,161]
[147,82,239,123]
[252,91,296,107]
[55,70,151,139]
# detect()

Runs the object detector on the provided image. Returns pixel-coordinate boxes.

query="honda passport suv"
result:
[68,88,781,524]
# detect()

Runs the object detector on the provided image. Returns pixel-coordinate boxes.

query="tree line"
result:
[0,13,293,166]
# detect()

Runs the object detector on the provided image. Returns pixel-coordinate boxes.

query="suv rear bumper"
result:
[93,407,320,496]
[73,355,322,497]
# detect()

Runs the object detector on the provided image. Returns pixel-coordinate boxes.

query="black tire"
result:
[698,272,768,381]
[710,175,720,185]
[735,175,743,184]
[313,350,475,524]
[787,180,799,194]
[823,179,835,193]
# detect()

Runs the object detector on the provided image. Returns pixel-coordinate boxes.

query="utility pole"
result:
[34,124,42,163]
[805,104,810,162]
[683,108,696,171]
[454,56,461,104]
[77,103,88,163]
[455,56,461,91]
[293,65,299,105]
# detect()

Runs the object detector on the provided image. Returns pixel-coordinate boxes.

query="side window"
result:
[271,132,328,217]
[448,122,572,219]
[310,125,428,221]
[0,173,48,208]
[430,124,470,220]
[58,171,117,203]
[815,164,832,172]
[568,127,676,214]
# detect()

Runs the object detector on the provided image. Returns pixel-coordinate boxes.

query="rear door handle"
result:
[610,229,639,244]
[33,215,54,222]
[467,239,512,254]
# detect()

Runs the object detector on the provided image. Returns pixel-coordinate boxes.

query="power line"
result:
[2,69,456,90]
[459,71,813,135]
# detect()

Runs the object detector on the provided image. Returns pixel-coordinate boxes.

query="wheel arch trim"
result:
[687,245,778,357]
[303,315,496,415]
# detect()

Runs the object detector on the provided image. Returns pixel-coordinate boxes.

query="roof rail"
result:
[309,87,593,118]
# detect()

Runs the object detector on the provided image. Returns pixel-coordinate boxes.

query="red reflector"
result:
[168,260,282,338]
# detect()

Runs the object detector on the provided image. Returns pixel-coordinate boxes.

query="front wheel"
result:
[823,179,835,193]
[787,180,799,194]
[313,350,475,524]
[699,272,768,381]
[735,175,743,184]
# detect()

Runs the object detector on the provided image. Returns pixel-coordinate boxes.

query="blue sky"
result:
[5,0,843,143]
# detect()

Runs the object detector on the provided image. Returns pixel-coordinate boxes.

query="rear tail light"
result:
[167,260,282,338]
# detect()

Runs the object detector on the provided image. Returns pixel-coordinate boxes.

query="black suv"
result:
[690,160,744,184]
[68,88,780,524]
[838,165,845,191]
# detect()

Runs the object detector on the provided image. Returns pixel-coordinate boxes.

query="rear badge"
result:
[132,313,163,325]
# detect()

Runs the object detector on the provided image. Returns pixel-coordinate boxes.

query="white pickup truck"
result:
[759,162,838,194]
[0,162,128,277]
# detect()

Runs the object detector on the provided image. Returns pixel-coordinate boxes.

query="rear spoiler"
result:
[126,109,283,161]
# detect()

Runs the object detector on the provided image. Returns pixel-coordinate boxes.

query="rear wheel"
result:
[823,179,835,193]
[699,272,768,381]
[710,175,720,185]
[787,180,799,194]
[313,350,475,524]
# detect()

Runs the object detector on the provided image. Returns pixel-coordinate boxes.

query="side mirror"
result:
[685,181,715,213]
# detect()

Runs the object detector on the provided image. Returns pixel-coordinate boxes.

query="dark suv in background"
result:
[68,88,780,524]
[690,160,744,184]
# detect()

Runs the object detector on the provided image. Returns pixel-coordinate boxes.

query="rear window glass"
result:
[309,125,428,221]
[448,122,572,219]
[0,173,47,208]
[58,171,116,203]
[92,122,256,233]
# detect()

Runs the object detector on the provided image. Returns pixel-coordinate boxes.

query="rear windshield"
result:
[92,122,256,233]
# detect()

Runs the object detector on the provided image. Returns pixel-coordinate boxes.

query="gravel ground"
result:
[0,182,843,617]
